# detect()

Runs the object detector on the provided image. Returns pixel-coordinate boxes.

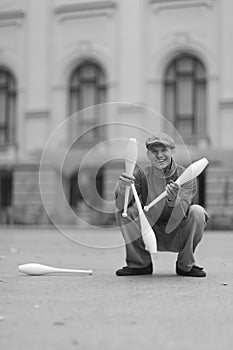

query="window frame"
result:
[68,61,107,145]
[0,67,17,148]
[163,54,207,144]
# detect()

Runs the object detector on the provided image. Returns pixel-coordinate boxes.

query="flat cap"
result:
[146,132,175,149]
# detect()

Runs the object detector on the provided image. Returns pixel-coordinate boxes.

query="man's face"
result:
[147,144,173,170]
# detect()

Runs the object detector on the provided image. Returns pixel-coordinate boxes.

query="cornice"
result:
[54,1,117,22]
[0,9,25,27]
[219,99,233,109]
[149,0,216,13]
[25,110,50,119]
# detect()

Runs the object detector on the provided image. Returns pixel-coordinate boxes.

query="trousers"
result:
[115,204,208,272]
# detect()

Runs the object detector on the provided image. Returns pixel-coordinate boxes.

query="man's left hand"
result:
[166,180,180,202]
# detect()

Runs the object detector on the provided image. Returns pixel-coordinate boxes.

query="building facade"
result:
[0,0,233,228]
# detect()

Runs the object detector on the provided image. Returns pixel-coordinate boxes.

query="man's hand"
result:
[166,180,180,202]
[118,173,135,190]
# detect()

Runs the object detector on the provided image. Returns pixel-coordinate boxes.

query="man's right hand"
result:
[118,173,135,190]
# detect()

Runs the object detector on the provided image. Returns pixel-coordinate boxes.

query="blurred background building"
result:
[0,0,233,228]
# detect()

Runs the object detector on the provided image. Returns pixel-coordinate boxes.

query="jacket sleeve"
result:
[167,177,197,211]
[165,177,197,233]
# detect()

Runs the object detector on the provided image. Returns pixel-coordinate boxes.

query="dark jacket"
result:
[115,160,197,234]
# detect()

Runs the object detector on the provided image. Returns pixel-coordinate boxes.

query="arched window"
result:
[68,61,107,143]
[0,67,17,147]
[164,54,207,145]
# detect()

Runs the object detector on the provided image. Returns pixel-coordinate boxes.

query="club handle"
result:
[131,183,143,214]
[144,190,167,212]
[122,186,131,217]
[122,138,138,217]
[54,268,93,275]
[18,264,93,275]
[131,184,157,254]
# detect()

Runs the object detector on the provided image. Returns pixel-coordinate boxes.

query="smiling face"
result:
[147,144,174,170]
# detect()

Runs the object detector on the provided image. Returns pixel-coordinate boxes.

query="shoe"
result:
[116,263,153,276]
[176,262,206,277]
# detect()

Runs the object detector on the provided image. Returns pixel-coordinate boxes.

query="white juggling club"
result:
[18,263,93,276]
[131,183,157,255]
[144,157,209,212]
[122,138,138,217]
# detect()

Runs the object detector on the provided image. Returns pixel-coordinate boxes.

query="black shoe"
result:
[176,262,206,277]
[116,263,153,276]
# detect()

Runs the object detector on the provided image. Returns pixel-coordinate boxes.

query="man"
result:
[115,132,209,277]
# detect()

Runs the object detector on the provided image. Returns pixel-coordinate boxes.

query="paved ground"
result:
[0,226,233,350]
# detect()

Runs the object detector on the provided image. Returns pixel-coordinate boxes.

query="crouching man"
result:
[115,133,209,277]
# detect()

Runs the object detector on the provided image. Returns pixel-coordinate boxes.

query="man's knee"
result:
[188,205,207,224]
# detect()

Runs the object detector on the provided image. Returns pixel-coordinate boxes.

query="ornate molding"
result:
[0,9,25,27]
[54,1,117,22]
[149,0,216,13]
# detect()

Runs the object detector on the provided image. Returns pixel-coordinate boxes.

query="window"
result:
[68,61,107,144]
[0,68,17,147]
[0,170,12,208]
[164,55,207,144]
[69,167,104,209]
[69,171,83,209]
